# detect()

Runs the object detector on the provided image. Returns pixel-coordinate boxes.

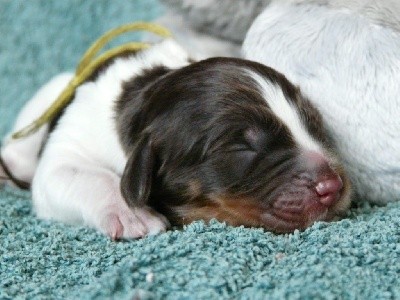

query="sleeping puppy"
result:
[0,39,351,239]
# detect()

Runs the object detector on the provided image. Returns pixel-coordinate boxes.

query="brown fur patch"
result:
[173,194,266,228]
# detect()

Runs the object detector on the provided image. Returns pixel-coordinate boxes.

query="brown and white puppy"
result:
[0,39,351,239]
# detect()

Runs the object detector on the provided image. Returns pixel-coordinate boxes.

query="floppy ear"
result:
[120,135,155,208]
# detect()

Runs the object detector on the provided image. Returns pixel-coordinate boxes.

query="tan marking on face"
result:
[173,195,266,228]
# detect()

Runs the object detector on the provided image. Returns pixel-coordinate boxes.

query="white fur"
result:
[243,1,400,204]
[1,73,73,184]
[280,0,400,32]
[248,71,322,153]
[3,39,189,238]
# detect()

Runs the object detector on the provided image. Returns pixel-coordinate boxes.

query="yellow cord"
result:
[12,22,172,139]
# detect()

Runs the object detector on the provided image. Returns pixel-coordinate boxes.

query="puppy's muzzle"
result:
[270,151,345,231]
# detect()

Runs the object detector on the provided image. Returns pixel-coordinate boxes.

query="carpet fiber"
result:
[1,1,400,299]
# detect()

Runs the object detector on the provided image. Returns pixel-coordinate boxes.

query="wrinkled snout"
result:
[269,151,349,232]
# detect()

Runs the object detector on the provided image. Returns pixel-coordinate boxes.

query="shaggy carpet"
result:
[1,1,400,299]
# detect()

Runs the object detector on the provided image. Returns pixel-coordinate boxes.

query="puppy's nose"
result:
[303,151,343,206]
[315,177,343,206]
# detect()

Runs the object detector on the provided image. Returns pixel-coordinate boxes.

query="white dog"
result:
[243,0,400,204]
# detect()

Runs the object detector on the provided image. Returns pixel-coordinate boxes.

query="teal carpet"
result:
[1,1,400,299]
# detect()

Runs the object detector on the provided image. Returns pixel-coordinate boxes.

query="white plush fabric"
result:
[243,1,400,204]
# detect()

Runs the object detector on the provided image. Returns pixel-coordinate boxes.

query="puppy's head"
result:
[116,57,351,233]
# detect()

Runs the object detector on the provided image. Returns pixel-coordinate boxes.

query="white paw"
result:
[97,204,170,240]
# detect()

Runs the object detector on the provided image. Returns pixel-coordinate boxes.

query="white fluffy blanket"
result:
[243,0,400,204]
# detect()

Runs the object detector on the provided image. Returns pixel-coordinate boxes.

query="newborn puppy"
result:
[1,39,351,239]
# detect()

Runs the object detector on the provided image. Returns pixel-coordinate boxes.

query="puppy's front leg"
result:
[32,157,169,239]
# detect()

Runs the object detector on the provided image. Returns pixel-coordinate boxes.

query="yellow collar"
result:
[12,22,172,139]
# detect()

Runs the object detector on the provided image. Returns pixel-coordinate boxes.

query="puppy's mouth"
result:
[265,197,331,233]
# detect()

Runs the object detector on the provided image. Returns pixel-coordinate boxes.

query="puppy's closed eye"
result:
[210,129,266,181]
[226,143,256,153]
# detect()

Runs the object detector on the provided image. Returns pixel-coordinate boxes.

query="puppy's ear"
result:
[120,135,154,208]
